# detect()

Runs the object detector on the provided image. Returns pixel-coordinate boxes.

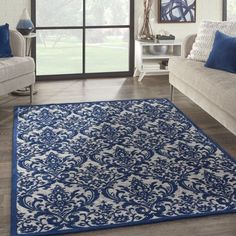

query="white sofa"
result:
[169,34,236,136]
[0,30,35,103]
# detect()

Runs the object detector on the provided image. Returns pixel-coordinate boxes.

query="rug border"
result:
[12,106,19,236]
[11,98,236,236]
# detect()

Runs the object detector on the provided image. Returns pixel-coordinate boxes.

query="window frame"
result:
[31,0,135,80]
[223,0,227,21]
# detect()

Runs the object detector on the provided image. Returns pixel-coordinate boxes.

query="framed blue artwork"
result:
[158,0,196,23]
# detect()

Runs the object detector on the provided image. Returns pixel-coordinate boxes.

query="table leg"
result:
[170,84,174,101]
[138,72,145,82]
[30,85,33,104]
[133,68,140,77]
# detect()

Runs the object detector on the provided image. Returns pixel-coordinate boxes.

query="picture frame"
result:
[158,0,196,23]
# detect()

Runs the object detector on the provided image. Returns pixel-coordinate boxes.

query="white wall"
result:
[0,0,30,28]
[135,0,223,40]
[0,0,223,38]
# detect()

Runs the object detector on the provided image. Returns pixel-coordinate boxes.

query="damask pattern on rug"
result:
[12,99,236,236]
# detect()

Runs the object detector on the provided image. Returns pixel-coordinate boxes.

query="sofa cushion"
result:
[169,57,236,119]
[205,31,236,74]
[0,24,13,58]
[188,21,236,62]
[0,57,35,83]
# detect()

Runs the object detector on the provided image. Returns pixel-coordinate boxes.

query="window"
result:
[223,0,236,21]
[32,0,134,79]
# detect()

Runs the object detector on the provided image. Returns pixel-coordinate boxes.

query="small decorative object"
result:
[138,0,154,40]
[149,45,169,55]
[162,60,169,70]
[16,8,34,35]
[156,30,176,43]
[158,0,196,23]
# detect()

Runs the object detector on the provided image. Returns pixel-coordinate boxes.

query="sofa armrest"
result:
[182,34,197,58]
[10,30,25,57]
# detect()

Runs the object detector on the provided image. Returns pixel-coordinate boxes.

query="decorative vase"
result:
[138,0,154,40]
[16,8,34,35]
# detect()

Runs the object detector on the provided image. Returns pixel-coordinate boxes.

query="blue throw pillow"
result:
[0,24,13,58]
[205,31,236,73]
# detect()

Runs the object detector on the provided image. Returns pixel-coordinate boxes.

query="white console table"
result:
[134,40,182,82]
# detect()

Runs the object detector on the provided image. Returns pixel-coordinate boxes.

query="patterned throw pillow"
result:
[188,21,236,62]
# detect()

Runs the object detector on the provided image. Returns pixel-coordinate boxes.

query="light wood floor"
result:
[0,76,236,236]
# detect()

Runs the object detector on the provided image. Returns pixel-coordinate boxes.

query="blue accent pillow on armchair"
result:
[205,31,236,73]
[0,24,13,58]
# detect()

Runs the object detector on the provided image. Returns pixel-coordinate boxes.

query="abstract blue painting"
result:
[158,0,196,23]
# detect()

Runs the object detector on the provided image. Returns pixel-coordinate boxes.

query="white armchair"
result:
[0,30,35,103]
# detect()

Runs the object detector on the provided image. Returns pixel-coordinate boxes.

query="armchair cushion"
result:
[0,57,35,83]
[10,30,25,57]
[0,24,13,58]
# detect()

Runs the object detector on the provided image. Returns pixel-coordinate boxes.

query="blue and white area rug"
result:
[12,98,236,236]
